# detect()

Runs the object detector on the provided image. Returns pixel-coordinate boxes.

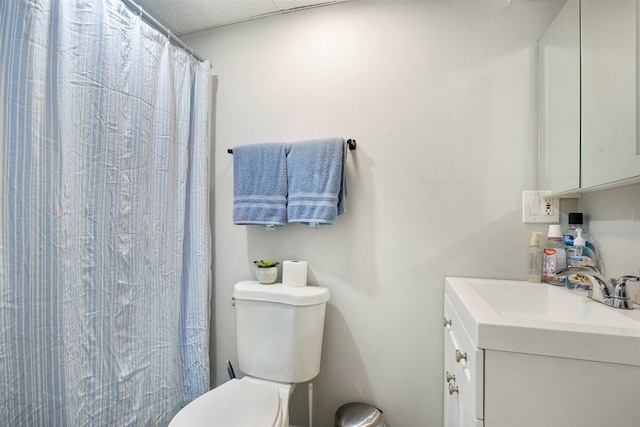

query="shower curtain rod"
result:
[120,0,210,66]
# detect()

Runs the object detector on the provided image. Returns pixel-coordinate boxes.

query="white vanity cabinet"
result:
[443,297,483,427]
[443,277,640,427]
[483,351,640,426]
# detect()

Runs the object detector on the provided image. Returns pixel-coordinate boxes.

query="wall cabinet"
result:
[538,0,640,195]
[443,294,640,427]
[537,0,580,195]
[581,0,640,188]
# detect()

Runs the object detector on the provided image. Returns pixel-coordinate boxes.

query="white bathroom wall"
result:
[183,1,563,425]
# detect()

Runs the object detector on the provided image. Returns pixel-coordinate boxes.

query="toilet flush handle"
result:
[226,360,236,379]
[231,297,236,306]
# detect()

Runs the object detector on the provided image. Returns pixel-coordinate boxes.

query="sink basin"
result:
[468,279,639,328]
[445,277,640,366]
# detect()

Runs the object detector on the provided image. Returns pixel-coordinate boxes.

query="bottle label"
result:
[542,249,557,278]
[563,234,574,246]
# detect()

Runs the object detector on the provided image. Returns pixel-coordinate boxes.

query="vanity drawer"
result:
[444,294,484,420]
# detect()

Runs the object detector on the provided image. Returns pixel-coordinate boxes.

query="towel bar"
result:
[227,138,356,154]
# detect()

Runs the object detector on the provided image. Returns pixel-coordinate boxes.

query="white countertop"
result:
[445,277,640,366]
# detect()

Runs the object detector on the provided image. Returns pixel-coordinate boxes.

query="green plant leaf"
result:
[253,259,280,268]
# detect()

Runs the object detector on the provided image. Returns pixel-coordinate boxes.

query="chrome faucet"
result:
[586,274,638,310]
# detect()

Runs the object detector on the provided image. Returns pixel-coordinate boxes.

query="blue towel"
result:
[233,143,288,225]
[286,138,348,225]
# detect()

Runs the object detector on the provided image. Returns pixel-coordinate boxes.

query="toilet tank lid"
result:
[234,281,330,306]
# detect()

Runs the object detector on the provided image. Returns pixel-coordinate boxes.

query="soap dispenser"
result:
[566,228,597,268]
[569,228,586,257]
[527,231,543,283]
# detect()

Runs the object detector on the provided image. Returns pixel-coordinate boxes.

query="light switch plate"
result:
[522,191,560,223]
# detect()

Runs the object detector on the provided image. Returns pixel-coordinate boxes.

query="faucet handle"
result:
[611,276,639,305]
[614,276,640,291]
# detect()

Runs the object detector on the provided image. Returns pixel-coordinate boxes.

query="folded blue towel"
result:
[233,143,288,225]
[286,138,347,225]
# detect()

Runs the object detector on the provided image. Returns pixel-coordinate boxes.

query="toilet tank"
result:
[233,281,330,384]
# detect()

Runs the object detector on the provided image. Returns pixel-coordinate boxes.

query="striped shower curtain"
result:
[0,0,211,425]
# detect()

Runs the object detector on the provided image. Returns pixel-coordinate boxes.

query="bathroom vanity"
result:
[443,277,640,427]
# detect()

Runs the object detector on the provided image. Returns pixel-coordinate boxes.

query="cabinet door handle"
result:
[443,318,452,328]
[445,371,456,383]
[448,383,459,395]
[455,349,467,363]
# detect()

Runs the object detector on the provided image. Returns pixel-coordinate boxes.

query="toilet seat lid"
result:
[170,379,280,427]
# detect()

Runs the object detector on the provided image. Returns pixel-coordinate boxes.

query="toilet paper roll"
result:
[282,260,308,287]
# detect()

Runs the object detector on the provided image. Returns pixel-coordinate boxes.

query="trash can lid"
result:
[335,402,385,427]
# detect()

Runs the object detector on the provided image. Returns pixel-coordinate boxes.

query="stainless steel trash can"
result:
[335,402,385,427]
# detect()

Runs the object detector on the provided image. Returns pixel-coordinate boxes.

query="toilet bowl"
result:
[170,281,329,427]
[169,376,294,427]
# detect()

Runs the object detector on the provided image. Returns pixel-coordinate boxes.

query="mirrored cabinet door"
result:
[538,0,581,194]
[581,0,640,188]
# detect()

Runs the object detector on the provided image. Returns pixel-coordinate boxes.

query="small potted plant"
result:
[253,259,280,284]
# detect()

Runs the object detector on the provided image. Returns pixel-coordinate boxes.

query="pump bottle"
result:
[527,231,543,283]
[567,228,586,257]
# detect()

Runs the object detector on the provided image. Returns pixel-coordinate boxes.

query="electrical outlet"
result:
[543,198,554,216]
[522,191,560,223]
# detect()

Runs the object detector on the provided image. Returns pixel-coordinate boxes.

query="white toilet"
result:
[170,281,330,427]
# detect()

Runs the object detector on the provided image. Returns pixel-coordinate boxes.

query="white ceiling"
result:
[132,0,353,35]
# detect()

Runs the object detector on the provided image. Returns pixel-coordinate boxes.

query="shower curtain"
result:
[0,0,211,425]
